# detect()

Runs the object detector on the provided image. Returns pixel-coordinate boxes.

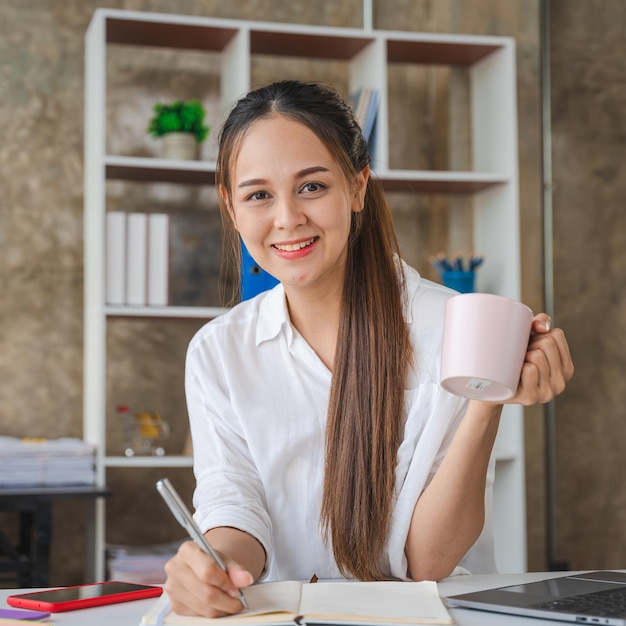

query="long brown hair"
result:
[216,81,412,580]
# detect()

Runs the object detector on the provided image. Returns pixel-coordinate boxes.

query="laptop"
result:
[446,570,626,625]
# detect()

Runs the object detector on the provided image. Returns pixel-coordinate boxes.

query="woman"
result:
[164,80,573,617]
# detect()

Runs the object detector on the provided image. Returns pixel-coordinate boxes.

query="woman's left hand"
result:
[506,313,574,406]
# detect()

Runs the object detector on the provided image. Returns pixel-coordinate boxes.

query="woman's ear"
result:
[351,165,370,213]
[219,185,238,230]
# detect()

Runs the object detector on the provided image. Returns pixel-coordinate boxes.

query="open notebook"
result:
[141,580,454,626]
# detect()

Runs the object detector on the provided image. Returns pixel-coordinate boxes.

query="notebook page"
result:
[156,581,304,625]
[299,581,453,624]
[243,581,302,616]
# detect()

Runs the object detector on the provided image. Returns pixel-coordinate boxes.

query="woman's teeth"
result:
[274,238,316,251]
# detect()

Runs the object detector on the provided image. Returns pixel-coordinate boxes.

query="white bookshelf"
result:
[84,8,524,580]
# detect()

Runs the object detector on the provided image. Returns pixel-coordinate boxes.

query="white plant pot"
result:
[162,132,199,160]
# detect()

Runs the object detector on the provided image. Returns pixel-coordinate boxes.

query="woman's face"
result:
[226,115,367,297]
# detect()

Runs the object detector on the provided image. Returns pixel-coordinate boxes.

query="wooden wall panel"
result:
[550,0,626,571]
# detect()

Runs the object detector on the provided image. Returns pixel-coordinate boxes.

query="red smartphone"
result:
[7,581,162,612]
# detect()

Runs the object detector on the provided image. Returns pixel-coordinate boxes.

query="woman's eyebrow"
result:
[237,178,267,189]
[295,166,330,179]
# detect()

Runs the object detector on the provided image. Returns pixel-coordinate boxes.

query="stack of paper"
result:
[0,437,96,487]
[107,540,184,584]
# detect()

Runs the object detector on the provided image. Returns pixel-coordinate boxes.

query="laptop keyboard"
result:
[534,587,626,618]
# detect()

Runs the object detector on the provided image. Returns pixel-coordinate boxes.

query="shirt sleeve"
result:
[386,385,470,580]
[185,331,273,570]
[386,386,497,578]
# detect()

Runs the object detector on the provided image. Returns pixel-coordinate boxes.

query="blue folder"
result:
[240,241,279,301]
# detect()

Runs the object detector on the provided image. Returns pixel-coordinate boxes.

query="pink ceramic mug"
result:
[440,293,534,401]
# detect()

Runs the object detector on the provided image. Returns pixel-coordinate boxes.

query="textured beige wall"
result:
[9,0,616,585]
[550,0,626,571]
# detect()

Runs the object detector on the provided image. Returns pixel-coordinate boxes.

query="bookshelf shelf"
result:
[105,155,217,185]
[105,305,228,319]
[105,155,508,194]
[105,455,193,469]
[375,169,509,194]
[84,8,525,580]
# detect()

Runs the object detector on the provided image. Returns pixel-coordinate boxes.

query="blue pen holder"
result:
[442,270,475,294]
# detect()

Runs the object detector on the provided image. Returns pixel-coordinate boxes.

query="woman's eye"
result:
[247,190,270,201]
[301,182,325,193]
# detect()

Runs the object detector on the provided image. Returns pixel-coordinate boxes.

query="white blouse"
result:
[186,261,496,582]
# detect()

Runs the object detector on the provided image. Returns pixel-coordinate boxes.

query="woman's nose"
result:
[273,196,306,229]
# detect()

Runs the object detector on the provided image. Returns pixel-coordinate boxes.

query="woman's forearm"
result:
[206,527,267,581]
[405,400,502,581]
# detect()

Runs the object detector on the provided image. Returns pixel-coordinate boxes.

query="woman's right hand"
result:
[164,540,254,617]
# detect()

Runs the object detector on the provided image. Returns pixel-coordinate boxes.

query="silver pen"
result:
[156,478,249,609]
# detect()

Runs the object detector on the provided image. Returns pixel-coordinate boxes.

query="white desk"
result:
[0,572,576,625]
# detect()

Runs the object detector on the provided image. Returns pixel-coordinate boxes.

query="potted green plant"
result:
[147,99,210,160]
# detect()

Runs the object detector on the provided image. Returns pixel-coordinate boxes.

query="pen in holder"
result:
[441,270,475,294]
[430,252,484,294]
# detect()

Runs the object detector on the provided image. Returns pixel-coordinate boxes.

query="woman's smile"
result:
[272,236,319,254]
